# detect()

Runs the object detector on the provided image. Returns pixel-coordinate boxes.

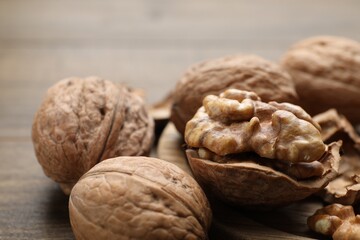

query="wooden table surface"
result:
[1,1,359,239]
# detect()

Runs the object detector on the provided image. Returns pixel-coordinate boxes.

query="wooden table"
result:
[1,1,359,239]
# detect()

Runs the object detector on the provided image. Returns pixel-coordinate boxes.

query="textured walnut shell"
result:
[171,55,298,134]
[314,109,360,205]
[322,174,360,205]
[32,77,154,194]
[69,157,212,240]
[281,36,360,124]
[186,141,341,208]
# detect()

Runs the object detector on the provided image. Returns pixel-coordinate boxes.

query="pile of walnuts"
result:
[32,35,360,239]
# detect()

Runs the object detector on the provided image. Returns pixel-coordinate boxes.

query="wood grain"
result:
[0,0,359,239]
[0,141,74,239]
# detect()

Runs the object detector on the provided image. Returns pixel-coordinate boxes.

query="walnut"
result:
[281,36,360,124]
[314,109,360,205]
[171,55,298,134]
[185,89,341,207]
[186,89,324,162]
[308,203,360,240]
[32,77,154,194]
[69,156,212,240]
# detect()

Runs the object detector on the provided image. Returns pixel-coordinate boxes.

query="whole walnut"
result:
[32,77,154,194]
[281,36,360,124]
[185,89,341,207]
[171,55,298,134]
[69,156,212,240]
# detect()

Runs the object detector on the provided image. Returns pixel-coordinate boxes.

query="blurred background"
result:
[1,0,360,117]
[0,1,359,239]
[1,1,360,106]
[1,0,359,152]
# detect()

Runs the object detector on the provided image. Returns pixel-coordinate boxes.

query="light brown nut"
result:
[184,89,341,207]
[308,203,360,240]
[69,157,212,240]
[32,77,154,194]
[185,89,325,163]
[314,109,360,205]
[171,55,298,134]
[281,36,360,124]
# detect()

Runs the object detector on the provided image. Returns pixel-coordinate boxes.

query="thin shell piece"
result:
[314,109,360,205]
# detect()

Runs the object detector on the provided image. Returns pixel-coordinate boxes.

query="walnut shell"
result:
[281,36,360,124]
[32,77,154,194]
[69,156,212,240]
[184,89,341,207]
[313,109,360,205]
[186,142,341,208]
[171,55,298,134]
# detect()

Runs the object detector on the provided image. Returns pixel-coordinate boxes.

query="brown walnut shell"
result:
[281,35,360,124]
[69,156,212,240]
[314,109,360,205]
[32,77,154,194]
[186,142,341,208]
[171,55,298,134]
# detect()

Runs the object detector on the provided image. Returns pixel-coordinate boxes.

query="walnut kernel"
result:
[308,203,360,240]
[185,89,325,163]
[185,89,341,207]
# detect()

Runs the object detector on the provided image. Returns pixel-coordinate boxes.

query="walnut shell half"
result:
[184,89,341,207]
[69,156,212,240]
[171,55,298,134]
[314,109,360,205]
[281,36,360,124]
[187,142,341,208]
[32,77,154,194]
